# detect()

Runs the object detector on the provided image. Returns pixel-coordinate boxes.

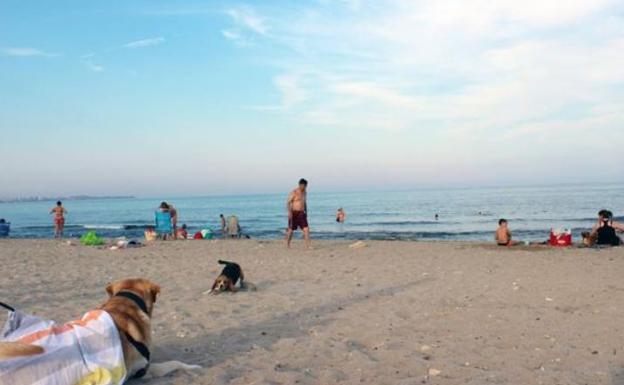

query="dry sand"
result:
[1,239,624,385]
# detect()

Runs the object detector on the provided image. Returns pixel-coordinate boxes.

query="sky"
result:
[1,0,623,198]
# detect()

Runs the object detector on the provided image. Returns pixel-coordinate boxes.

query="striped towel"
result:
[0,308,126,385]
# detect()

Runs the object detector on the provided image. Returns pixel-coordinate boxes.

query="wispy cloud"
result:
[226,0,624,146]
[225,7,267,35]
[84,59,104,72]
[123,37,165,48]
[221,29,252,46]
[1,47,59,57]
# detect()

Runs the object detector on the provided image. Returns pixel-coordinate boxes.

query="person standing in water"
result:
[285,178,310,248]
[336,208,346,223]
[50,201,67,238]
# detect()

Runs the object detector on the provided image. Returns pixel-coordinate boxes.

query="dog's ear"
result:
[150,284,161,303]
[106,283,115,297]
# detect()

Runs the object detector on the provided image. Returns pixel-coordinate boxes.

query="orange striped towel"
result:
[0,308,126,385]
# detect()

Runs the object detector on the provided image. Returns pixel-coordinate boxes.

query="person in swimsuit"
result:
[220,214,226,238]
[591,210,623,246]
[176,224,189,240]
[50,201,67,239]
[168,203,178,233]
[285,178,310,248]
[495,218,520,246]
[336,208,346,223]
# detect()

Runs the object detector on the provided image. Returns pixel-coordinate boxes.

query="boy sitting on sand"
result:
[176,224,188,240]
[144,226,157,242]
[495,219,520,246]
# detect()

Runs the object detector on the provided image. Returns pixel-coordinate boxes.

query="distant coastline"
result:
[0,195,135,203]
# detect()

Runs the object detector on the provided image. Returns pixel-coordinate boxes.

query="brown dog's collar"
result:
[114,291,149,315]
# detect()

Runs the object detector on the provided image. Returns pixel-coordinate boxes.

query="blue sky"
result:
[1,0,623,198]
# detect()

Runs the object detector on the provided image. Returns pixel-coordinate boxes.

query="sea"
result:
[1,184,623,242]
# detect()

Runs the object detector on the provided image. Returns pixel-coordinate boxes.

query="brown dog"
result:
[0,278,200,383]
[103,278,161,378]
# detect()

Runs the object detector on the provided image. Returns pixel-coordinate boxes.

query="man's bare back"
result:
[495,226,511,245]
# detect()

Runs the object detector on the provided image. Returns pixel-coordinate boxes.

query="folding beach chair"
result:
[155,211,173,239]
[226,215,241,238]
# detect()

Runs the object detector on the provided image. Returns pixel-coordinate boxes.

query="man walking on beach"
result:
[286,178,310,248]
[50,201,67,238]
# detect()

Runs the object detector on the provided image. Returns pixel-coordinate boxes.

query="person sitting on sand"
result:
[590,210,622,246]
[144,225,157,242]
[336,208,346,223]
[176,224,188,240]
[495,219,521,246]
[50,201,67,239]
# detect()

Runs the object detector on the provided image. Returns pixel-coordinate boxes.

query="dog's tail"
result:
[0,342,44,360]
[144,361,202,379]
[218,260,235,265]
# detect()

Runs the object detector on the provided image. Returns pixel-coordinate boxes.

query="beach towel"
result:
[0,307,126,385]
[80,231,105,246]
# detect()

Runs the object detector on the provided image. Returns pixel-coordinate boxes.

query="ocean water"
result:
[0,184,623,242]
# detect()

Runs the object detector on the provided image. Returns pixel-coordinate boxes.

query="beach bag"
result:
[549,229,572,246]
[193,231,203,239]
[201,229,214,239]
[81,231,105,246]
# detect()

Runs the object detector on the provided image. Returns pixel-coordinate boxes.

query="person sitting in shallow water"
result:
[495,219,521,246]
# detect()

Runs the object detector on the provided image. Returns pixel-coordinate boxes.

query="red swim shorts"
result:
[289,211,309,230]
[54,217,65,226]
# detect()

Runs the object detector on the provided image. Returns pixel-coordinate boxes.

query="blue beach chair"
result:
[154,211,172,239]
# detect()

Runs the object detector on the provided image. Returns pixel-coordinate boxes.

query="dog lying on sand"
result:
[206,260,256,294]
[0,278,200,384]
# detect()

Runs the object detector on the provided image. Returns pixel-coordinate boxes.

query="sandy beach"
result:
[1,239,623,384]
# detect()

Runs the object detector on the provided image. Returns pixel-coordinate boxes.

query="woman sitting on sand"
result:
[589,210,623,246]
